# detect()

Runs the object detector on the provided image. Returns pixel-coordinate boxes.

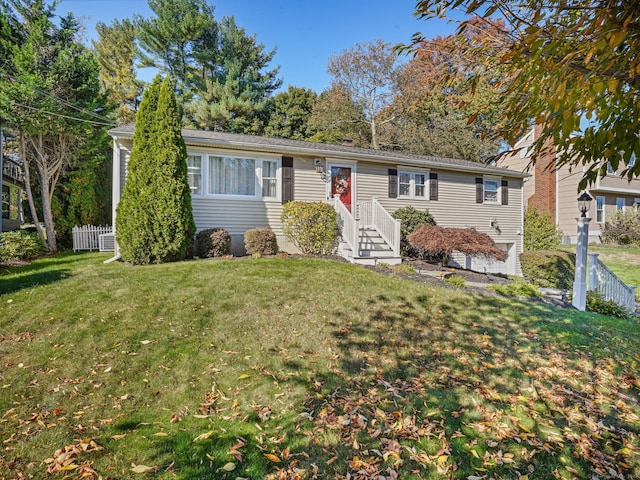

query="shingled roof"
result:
[109,124,527,178]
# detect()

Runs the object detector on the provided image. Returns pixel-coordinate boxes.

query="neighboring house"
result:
[1,155,23,232]
[109,125,528,275]
[497,125,640,243]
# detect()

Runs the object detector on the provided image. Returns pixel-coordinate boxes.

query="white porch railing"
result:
[72,225,113,252]
[358,198,401,257]
[332,197,358,255]
[588,253,637,313]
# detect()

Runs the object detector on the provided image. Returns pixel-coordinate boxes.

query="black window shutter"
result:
[501,179,508,205]
[282,156,294,204]
[388,169,398,198]
[475,177,483,204]
[429,172,438,201]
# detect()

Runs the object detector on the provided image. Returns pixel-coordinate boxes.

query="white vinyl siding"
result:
[356,162,523,274]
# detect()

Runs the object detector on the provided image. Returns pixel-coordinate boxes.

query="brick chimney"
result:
[527,124,557,220]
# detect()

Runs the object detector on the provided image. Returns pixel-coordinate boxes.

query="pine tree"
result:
[115,75,195,264]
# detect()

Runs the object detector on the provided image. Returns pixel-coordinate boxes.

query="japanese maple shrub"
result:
[244,228,278,256]
[115,75,195,264]
[281,201,337,254]
[407,225,507,266]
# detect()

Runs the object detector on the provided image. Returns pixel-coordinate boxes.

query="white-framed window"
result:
[398,169,428,199]
[262,160,277,198]
[630,154,636,168]
[186,155,202,195]
[616,197,625,211]
[596,196,605,223]
[634,198,640,210]
[483,177,500,203]
[208,156,257,196]
[186,151,280,200]
[607,162,615,175]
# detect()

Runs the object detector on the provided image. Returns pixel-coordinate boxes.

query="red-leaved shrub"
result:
[407,226,507,265]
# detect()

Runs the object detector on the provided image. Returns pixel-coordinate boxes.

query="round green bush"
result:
[0,230,46,262]
[281,201,337,255]
[391,206,436,258]
[195,228,231,258]
[244,228,278,256]
[519,249,575,289]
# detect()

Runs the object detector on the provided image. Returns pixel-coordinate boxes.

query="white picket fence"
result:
[588,253,637,313]
[72,225,113,252]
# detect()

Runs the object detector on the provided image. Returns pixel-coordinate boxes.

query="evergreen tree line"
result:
[0,0,508,252]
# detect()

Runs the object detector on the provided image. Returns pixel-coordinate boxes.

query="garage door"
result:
[467,242,517,276]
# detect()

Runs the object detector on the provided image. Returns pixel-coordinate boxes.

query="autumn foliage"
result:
[407,225,507,265]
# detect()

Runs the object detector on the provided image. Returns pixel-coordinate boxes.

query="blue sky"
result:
[56,0,457,93]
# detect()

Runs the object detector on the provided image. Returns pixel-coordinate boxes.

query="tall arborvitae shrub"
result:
[116,75,195,264]
[523,205,562,251]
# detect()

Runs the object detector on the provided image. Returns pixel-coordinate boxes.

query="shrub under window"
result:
[195,228,231,258]
[244,228,278,256]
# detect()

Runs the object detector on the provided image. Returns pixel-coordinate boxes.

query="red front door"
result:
[331,166,352,212]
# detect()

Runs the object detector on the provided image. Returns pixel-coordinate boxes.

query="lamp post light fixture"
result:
[572,192,593,311]
[578,192,593,218]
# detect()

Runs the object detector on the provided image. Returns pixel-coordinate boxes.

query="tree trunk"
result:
[31,134,57,252]
[20,134,46,244]
[370,117,379,149]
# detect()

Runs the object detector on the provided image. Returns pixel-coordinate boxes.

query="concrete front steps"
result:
[339,227,402,266]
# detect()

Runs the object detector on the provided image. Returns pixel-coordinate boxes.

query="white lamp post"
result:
[572,192,593,311]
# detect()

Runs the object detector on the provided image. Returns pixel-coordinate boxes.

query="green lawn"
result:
[561,243,640,298]
[1,253,639,479]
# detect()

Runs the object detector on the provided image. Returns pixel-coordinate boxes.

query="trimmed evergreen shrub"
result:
[519,249,575,289]
[391,206,436,257]
[0,230,46,262]
[244,228,278,256]
[195,228,231,258]
[586,290,636,319]
[523,205,563,251]
[602,209,640,246]
[281,201,337,254]
[115,75,196,264]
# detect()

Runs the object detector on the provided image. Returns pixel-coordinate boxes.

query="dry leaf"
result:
[193,431,215,442]
[264,453,281,463]
[131,464,158,473]
[222,462,236,471]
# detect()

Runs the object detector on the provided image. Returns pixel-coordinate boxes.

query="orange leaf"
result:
[264,453,281,463]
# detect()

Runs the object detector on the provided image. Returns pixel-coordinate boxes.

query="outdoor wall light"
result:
[578,192,593,218]
[314,159,325,175]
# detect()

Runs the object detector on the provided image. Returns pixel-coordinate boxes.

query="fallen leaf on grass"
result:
[131,464,158,473]
[193,431,215,442]
[222,462,236,471]
[264,453,281,463]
